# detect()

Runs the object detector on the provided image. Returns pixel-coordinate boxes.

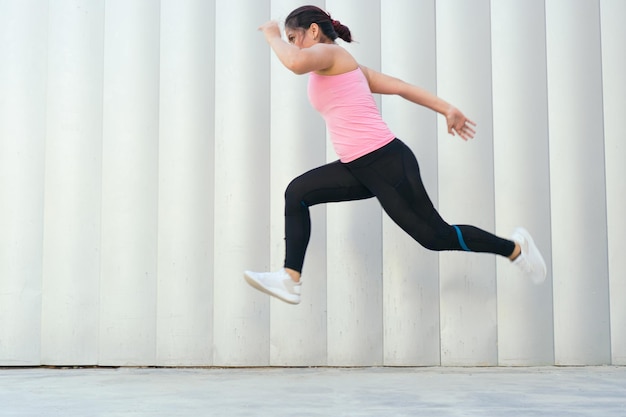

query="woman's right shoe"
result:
[511,227,547,284]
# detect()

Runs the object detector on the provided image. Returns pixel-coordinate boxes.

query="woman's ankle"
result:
[509,243,521,261]
[284,268,301,283]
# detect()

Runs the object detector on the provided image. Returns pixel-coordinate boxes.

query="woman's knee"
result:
[417,226,457,251]
[285,177,303,201]
[284,177,308,213]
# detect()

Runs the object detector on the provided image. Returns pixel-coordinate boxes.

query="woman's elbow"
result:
[283,58,310,75]
[289,65,310,75]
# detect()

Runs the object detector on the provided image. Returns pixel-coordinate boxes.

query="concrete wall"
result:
[0,0,623,366]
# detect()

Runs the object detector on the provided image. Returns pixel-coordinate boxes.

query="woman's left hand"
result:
[446,106,476,141]
[258,20,282,42]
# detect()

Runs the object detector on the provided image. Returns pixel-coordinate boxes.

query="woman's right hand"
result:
[446,106,476,141]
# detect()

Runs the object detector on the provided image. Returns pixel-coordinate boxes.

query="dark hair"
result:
[285,5,353,43]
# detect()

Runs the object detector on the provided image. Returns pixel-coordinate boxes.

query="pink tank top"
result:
[308,67,395,162]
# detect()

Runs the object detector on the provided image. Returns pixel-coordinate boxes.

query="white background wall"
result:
[0,0,623,367]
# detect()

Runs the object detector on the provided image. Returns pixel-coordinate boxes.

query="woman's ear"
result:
[309,23,320,40]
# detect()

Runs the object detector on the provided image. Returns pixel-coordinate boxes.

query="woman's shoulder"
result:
[313,44,359,76]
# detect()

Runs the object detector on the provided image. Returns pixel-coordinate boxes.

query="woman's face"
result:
[285,25,318,49]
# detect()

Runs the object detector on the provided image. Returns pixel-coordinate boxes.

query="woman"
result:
[244,5,546,305]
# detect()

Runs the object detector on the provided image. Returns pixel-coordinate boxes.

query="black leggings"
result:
[284,138,515,273]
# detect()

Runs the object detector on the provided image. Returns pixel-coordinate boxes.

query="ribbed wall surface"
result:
[0,0,623,366]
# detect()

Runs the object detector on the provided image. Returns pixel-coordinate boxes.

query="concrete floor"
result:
[1,366,625,416]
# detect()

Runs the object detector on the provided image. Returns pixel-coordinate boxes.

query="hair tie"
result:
[331,19,340,29]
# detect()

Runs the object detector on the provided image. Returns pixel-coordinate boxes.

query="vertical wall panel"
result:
[380,0,440,366]
[600,0,626,366]
[99,0,161,366]
[325,0,384,366]
[269,0,328,366]
[41,0,104,365]
[546,0,611,365]
[0,0,48,366]
[156,0,215,366]
[213,0,271,366]
[436,0,498,366]
[491,0,554,365]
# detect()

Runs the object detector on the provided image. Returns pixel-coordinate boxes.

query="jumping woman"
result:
[244,5,546,305]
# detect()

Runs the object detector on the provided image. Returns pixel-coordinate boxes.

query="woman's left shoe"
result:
[243,268,301,304]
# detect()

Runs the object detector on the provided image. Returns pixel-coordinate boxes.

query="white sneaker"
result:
[511,227,547,284]
[243,269,301,305]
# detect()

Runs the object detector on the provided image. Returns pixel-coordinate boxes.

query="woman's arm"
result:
[259,21,334,75]
[360,65,448,112]
[360,65,476,140]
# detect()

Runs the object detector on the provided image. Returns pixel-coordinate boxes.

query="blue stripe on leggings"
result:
[453,225,471,251]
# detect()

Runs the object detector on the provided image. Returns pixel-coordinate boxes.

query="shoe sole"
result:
[243,272,300,305]
[515,228,547,284]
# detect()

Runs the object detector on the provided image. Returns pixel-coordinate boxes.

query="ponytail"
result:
[285,5,353,43]
[331,19,352,43]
